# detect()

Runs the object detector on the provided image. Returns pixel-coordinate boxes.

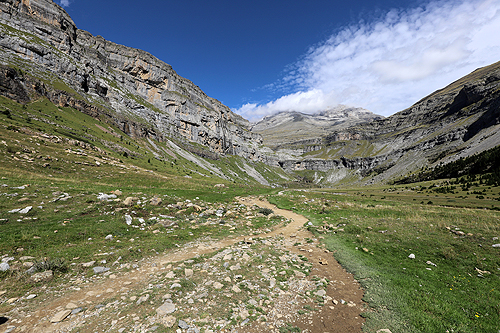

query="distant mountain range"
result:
[251,106,384,148]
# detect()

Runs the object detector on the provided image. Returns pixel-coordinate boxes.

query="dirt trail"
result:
[2,197,365,332]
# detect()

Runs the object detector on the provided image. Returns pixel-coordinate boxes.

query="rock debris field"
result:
[0,198,365,333]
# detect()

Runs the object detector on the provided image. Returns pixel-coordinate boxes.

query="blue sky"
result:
[59,0,500,121]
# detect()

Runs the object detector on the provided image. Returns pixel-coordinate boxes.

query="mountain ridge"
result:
[251,105,383,149]
[0,0,499,187]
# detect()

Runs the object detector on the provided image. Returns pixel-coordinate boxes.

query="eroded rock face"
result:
[0,0,262,160]
[278,61,500,185]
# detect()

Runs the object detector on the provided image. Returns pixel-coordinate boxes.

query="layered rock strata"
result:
[0,0,262,160]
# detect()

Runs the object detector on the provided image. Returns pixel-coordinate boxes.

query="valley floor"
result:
[1,197,366,333]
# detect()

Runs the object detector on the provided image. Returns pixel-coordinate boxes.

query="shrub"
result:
[33,258,68,273]
[258,207,274,216]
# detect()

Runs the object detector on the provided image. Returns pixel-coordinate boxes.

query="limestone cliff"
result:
[279,61,500,185]
[0,0,262,160]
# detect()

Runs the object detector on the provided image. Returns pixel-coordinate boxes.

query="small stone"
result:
[7,297,17,304]
[408,253,415,259]
[125,215,133,225]
[178,320,189,329]
[123,198,135,206]
[105,234,113,240]
[213,282,224,289]
[376,330,393,333]
[270,278,276,288]
[159,315,176,328]
[150,197,162,206]
[229,264,241,271]
[185,268,193,278]
[93,266,110,274]
[231,285,241,293]
[315,290,327,297]
[492,244,500,248]
[0,262,9,271]
[23,262,34,268]
[19,206,32,214]
[136,294,150,305]
[71,307,83,315]
[26,294,37,300]
[50,309,72,323]
[111,190,122,196]
[97,193,117,201]
[66,303,78,309]
[82,261,96,267]
[170,283,182,289]
[156,302,176,315]
[165,271,175,279]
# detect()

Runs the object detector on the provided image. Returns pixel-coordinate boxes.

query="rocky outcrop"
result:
[0,0,262,160]
[281,61,500,185]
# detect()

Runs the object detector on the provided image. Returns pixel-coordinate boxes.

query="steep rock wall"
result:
[0,0,263,160]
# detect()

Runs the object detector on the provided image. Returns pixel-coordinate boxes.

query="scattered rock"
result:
[159,315,176,328]
[150,197,162,206]
[65,302,78,309]
[50,310,72,323]
[156,302,176,315]
[111,190,122,196]
[125,215,133,225]
[315,290,327,297]
[105,234,113,240]
[408,253,415,259]
[26,294,37,300]
[136,294,150,305]
[376,330,393,333]
[97,193,117,201]
[19,206,32,214]
[93,266,110,274]
[185,268,193,278]
[213,282,224,289]
[0,262,9,271]
[82,261,96,267]
[231,285,241,293]
[426,261,437,267]
[178,320,189,329]
[30,270,53,282]
[492,244,500,248]
[123,197,136,206]
[71,308,83,315]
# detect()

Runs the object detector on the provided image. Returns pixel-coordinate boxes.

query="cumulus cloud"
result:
[60,0,70,7]
[236,0,500,121]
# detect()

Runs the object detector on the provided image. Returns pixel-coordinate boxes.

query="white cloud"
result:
[236,0,500,121]
[60,0,70,7]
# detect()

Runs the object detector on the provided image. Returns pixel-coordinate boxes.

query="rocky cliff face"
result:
[0,0,262,160]
[280,61,500,185]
